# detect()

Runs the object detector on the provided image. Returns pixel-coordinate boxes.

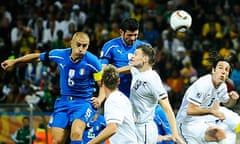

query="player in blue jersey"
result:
[1,32,105,144]
[82,112,106,144]
[100,18,176,143]
[100,17,151,98]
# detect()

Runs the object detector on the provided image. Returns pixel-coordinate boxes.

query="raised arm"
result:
[1,53,41,71]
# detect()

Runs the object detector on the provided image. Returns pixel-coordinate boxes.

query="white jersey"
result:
[176,74,230,123]
[130,67,168,124]
[104,91,138,144]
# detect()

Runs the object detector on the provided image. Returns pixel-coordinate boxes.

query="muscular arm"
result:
[1,53,41,71]
[187,102,214,115]
[187,102,225,120]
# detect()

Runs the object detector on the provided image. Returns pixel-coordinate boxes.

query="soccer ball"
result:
[170,10,192,32]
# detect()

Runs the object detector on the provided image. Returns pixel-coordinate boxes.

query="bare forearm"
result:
[159,98,179,135]
[88,124,117,144]
[117,65,131,73]
[1,53,41,71]
[187,107,213,115]
[14,53,40,64]
[165,107,179,135]
[97,85,106,104]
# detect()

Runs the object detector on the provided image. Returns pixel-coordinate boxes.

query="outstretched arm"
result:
[1,53,41,71]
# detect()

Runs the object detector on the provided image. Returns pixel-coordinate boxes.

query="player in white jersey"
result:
[88,64,138,144]
[118,45,185,144]
[176,52,239,144]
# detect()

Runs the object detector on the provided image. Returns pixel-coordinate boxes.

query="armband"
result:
[93,71,102,81]
[235,123,240,133]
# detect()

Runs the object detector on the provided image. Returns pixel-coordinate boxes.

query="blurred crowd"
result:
[0,0,240,112]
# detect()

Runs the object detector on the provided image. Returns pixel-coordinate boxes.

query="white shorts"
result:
[211,107,239,144]
[179,107,240,144]
[135,121,158,144]
[218,107,240,131]
[178,118,210,144]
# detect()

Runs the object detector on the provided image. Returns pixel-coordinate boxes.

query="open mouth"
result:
[220,76,225,81]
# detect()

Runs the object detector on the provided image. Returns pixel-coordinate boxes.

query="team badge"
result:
[196,92,201,98]
[79,68,85,75]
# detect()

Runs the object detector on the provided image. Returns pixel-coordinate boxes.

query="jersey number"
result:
[68,69,75,86]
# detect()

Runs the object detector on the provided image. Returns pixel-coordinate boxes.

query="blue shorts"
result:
[48,96,96,129]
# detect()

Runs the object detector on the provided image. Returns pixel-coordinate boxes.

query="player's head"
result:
[120,18,139,46]
[22,116,30,128]
[102,64,120,90]
[131,45,156,69]
[71,32,90,60]
[209,51,233,86]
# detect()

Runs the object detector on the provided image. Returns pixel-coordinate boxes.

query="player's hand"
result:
[212,110,225,121]
[229,91,239,100]
[1,59,15,71]
[91,97,101,108]
[172,134,186,144]
[157,135,173,142]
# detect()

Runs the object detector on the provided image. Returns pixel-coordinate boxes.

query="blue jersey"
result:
[154,104,174,144]
[40,48,102,98]
[100,37,150,97]
[82,113,106,144]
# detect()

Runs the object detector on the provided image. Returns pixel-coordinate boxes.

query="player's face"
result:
[212,61,231,86]
[71,36,89,59]
[131,49,146,69]
[121,30,139,46]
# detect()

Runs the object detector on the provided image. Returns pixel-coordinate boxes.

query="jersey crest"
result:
[79,68,85,75]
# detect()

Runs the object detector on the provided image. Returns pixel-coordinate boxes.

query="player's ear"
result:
[120,29,124,35]
[211,67,216,74]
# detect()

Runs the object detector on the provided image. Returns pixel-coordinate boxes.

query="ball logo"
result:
[176,11,188,20]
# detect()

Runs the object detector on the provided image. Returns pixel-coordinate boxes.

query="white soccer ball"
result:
[170,10,192,32]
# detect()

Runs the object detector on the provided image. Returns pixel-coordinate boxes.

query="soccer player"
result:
[100,17,151,98]
[176,52,239,144]
[88,64,138,144]
[1,32,105,144]
[118,45,184,144]
[82,112,106,144]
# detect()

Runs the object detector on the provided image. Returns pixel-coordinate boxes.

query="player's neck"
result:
[105,88,118,98]
[138,65,152,72]
[70,56,81,63]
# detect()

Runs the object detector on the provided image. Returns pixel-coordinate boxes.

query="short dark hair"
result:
[208,51,233,75]
[23,116,30,122]
[102,65,119,90]
[120,18,139,32]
